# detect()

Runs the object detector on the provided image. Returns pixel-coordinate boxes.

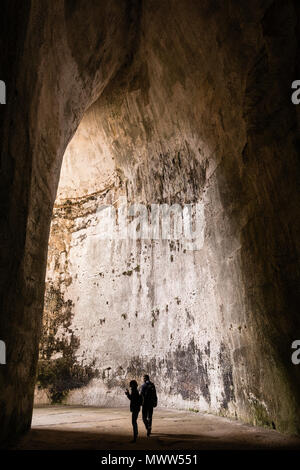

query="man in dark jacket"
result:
[140,374,157,437]
[125,380,142,442]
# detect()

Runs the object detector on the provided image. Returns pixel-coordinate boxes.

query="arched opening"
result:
[1,0,300,449]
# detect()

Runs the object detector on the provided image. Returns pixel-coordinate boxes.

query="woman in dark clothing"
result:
[125,380,142,442]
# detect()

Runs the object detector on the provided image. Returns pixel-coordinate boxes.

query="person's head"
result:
[143,374,150,383]
[129,380,138,389]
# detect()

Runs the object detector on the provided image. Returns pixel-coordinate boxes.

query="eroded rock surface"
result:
[1,0,300,445]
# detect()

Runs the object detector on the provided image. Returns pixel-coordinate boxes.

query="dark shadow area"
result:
[11,428,300,451]
[1,1,300,448]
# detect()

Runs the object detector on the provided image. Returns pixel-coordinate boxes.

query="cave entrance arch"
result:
[33,0,300,435]
[2,1,300,447]
[34,100,215,411]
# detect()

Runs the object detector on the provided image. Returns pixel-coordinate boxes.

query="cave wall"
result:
[0,0,140,446]
[37,0,300,434]
[1,0,300,445]
[36,108,222,413]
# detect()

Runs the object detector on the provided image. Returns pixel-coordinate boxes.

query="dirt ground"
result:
[12,405,300,450]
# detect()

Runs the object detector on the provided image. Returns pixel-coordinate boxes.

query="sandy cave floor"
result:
[12,405,300,450]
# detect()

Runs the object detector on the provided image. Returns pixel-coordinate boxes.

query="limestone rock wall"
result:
[1,0,300,446]
[37,150,226,413]
[0,0,139,446]
[37,0,300,434]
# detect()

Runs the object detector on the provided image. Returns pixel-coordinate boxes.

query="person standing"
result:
[141,374,157,437]
[125,380,142,443]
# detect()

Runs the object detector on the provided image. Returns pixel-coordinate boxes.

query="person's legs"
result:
[142,406,148,430]
[147,407,153,436]
[148,407,153,430]
[131,410,139,442]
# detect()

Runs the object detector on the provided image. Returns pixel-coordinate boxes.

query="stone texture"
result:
[1,0,300,446]
[15,405,300,450]
[0,0,140,446]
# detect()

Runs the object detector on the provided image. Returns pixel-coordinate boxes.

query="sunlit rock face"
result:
[36,0,300,435]
[1,0,300,445]
[37,107,217,412]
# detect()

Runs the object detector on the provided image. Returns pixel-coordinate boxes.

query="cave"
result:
[0,0,300,450]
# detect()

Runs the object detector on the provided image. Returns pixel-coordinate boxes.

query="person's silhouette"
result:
[125,380,142,443]
[140,374,157,437]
